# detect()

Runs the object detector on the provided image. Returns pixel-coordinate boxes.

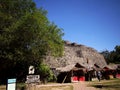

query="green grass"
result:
[37,85,73,90]
[0,83,73,90]
[89,78,120,90]
[17,83,26,90]
[0,83,26,90]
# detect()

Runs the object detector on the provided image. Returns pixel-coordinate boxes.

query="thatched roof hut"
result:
[56,63,94,83]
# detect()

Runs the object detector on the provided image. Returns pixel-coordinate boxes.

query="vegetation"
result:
[100,45,120,64]
[37,63,56,83]
[0,0,64,84]
[89,78,120,90]
[0,83,73,90]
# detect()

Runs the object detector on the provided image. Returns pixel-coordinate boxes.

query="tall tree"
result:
[0,0,64,83]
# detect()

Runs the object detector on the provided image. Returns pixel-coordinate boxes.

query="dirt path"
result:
[72,81,98,90]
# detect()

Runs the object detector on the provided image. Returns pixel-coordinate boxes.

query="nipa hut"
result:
[56,63,94,83]
[116,64,120,78]
[103,64,117,79]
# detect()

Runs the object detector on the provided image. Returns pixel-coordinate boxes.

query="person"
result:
[97,71,102,81]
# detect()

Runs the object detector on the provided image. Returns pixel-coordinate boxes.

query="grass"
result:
[37,85,73,90]
[0,85,6,90]
[0,83,26,90]
[17,83,26,90]
[0,83,73,90]
[89,78,120,90]
[1,79,120,90]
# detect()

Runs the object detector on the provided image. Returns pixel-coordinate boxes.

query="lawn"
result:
[35,85,73,90]
[0,83,73,90]
[1,79,120,90]
[89,78,120,90]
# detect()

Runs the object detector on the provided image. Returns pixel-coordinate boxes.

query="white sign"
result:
[29,66,35,74]
[7,79,16,90]
[26,75,40,83]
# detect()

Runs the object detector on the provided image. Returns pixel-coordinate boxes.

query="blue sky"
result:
[34,0,120,52]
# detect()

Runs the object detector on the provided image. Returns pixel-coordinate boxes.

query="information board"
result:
[7,78,16,90]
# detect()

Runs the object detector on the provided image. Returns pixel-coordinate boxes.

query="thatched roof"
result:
[44,41,107,70]
[56,64,75,72]
[56,63,93,72]
[92,63,103,71]
[103,64,117,70]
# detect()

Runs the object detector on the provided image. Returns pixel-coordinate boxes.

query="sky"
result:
[34,0,120,52]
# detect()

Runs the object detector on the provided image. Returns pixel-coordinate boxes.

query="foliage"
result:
[0,0,64,84]
[37,63,55,82]
[100,50,111,64]
[100,45,120,64]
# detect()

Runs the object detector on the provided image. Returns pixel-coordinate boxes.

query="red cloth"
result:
[79,76,85,81]
[71,76,85,81]
[72,76,78,81]
[116,74,120,78]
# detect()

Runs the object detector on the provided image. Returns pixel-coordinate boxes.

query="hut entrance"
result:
[57,63,86,83]
[71,69,85,82]
[57,72,71,83]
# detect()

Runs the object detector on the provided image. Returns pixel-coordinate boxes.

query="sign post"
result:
[26,65,40,84]
[26,66,40,90]
[7,78,16,90]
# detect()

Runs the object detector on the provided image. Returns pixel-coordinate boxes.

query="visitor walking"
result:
[97,71,102,81]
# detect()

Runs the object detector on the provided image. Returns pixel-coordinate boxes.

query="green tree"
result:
[0,0,64,83]
[100,50,110,64]
[111,45,120,63]
[100,45,120,64]
[0,0,37,83]
[0,0,36,32]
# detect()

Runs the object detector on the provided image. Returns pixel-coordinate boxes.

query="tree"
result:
[0,0,37,83]
[100,45,120,64]
[100,50,111,64]
[0,0,64,84]
[0,0,36,32]
[111,45,120,63]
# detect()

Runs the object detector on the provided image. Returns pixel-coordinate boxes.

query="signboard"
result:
[7,79,16,90]
[29,66,35,74]
[26,75,40,84]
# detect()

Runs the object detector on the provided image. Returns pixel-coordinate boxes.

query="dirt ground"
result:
[72,81,97,90]
[27,81,99,90]
[0,81,100,90]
